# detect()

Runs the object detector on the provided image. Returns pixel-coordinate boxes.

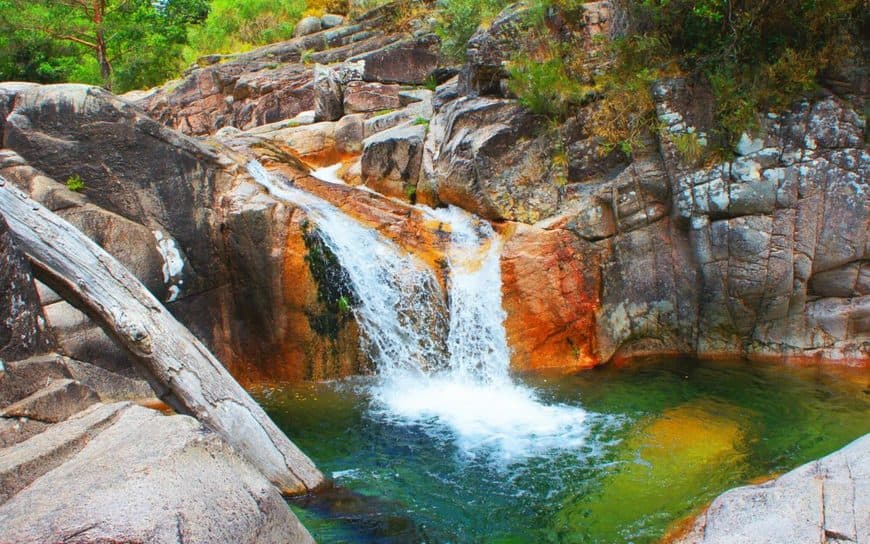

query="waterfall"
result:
[248,161,588,462]
[247,161,448,375]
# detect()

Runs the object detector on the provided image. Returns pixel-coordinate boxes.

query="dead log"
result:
[0,175,323,495]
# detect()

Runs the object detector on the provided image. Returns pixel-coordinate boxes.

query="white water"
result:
[375,206,589,462]
[310,163,344,185]
[248,161,588,463]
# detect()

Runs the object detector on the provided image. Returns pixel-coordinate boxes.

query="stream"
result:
[247,161,870,543]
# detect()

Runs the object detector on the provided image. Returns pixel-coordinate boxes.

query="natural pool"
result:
[255,357,869,543]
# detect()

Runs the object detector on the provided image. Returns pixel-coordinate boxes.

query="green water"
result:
[255,358,869,543]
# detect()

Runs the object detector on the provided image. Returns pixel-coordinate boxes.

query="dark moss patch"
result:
[302,223,359,339]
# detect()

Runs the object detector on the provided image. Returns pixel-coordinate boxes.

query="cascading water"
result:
[375,205,589,461]
[248,161,588,462]
[247,160,448,374]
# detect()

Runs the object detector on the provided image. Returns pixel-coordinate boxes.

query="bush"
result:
[185,0,307,59]
[508,52,584,118]
[609,0,867,146]
[434,0,512,60]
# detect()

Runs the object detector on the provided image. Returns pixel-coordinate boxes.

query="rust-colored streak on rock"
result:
[501,224,601,371]
[294,175,451,288]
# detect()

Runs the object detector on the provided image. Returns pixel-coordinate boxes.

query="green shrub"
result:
[411,116,429,126]
[404,184,417,204]
[508,52,585,118]
[670,132,704,165]
[608,0,866,147]
[185,0,307,60]
[300,48,316,64]
[65,174,85,192]
[434,0,512,60]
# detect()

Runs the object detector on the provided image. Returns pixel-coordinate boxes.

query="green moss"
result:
[301,226,358,339]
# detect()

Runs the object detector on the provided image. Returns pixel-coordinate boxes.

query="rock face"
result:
[3,84,227,303]
[673,433,870,544]
[421,96,566,222]
[495,90,868,368]
[361,123,426,200]
[0,403,315,544]
[0,213,54,361]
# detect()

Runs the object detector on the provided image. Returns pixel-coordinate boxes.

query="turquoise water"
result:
[255,357,869,543]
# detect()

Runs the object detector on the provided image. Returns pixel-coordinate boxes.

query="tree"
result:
[0,0,208,91]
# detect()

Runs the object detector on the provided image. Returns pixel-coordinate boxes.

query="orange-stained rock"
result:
[294,175,451,286]
[500,223,602,372]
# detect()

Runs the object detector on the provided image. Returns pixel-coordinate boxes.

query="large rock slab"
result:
[0,403,315,544]
[350,34,441,85]
[422,96,563,222]
[1,378,98,423]
[361,123,426,200]
[343,80,401,113]
[3,84,227,302]
[674,433,870,544]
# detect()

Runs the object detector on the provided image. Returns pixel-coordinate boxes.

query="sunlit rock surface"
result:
[673,433,869,544]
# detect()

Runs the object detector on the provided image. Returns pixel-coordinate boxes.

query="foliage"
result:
[608,0,867,148]
[670,132,704,165]
[411,116,429,126]
[508,50,585,118]
[303,0,348,17]
[434,0,512,60]
[65,174,85,192]
[0,0,208,91]
[300,48,316,65]
[185,0,306,59]
[301,226,358,338]
[404,184,417,204]
[587,34,670,155]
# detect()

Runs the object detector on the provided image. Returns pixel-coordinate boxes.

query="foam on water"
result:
[248,161,589,463]
[311,163,344,185]
[373,205,589,462]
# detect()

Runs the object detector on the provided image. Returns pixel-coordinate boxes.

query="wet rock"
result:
[361,124,426,200]
[501,225,600,371]
[0,403,316,544]
[220,181,363,383]
[343,80,401,113]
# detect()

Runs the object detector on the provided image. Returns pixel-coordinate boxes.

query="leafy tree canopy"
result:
[0,0,209,92]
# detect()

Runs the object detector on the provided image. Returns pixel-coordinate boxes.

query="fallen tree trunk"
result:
[0,176,323,495]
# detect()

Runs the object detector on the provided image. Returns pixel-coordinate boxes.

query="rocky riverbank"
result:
[672,434,869,544]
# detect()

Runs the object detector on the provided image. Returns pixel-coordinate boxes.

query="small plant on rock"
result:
[300,48,316,65]
[65,174,85,192]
